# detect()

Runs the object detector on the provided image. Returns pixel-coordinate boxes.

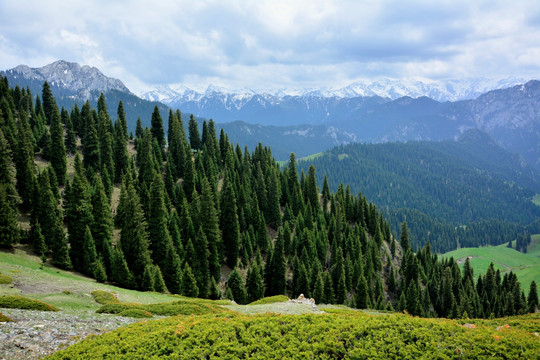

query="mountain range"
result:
[2,61,539,167]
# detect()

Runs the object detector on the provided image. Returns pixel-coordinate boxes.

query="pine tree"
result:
[90,176,114,255]
[147,173,173,270]
[323,271,335,304]
[528,281,539,313]
[30,219,47,256]
[400,221,410,253]
[265,229,287,296]
[82,226,98,276]
[64,171,94,272]
[111,247,136,289]
[188,114,201,151]
[209,277,221,300]
[49,106,67,184]
[199,177,221,280]
[142,265,155,291]
[82,121,100,171]
[150,106,165,150]
[41,81,56,125]
[15,113,36,211]
[220,175,240,267]
[246,262,265,303]
[152,265,168,293]
[119,180,152,286]
[117,101,128,139]
[94,257,108,283]
[227,268,247,304]
[0,186,19,247]
[355,274,370,309]
[64,110,77,155]
[181,263,199,298]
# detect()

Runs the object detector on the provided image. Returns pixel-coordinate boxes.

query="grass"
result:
[248,295,289,305]
[441,235,540,294]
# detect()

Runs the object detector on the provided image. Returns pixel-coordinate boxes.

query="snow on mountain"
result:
[140,77,526,108]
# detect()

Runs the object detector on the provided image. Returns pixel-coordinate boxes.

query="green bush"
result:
[91,290,119,305]
[45,312,540,359]
[143,301,227,316]
[248,295,289,305]
[0,295,58,311]
[0,273,13,284]
[96,303,141,314]
[0,312,12,322]
[118,308,153,318]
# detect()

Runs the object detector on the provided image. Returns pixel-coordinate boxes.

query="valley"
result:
[1,66,539,359]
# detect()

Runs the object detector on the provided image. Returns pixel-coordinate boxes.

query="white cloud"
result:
[1,0,540,93]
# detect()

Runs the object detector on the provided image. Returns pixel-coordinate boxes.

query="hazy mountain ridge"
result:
[2,60,132,99]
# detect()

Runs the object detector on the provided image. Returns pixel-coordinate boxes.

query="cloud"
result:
[1,0,540,93]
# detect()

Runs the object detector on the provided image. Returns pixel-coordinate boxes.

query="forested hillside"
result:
[0,76,538,319]
[297,139,540,253]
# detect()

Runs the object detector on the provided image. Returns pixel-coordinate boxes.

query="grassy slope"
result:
[0,246,181,312]
[441,235,540,294]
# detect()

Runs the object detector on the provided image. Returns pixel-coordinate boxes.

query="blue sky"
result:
[1,0,539,93]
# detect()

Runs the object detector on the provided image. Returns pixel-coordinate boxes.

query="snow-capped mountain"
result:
[141,77,525,106]
[2,60,132,100]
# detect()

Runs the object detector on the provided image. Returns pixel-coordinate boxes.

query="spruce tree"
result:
[82,226,98,276]
[117,101,128,139]
[150,106,165,150]
[227,268,247,304]
[49,106,66,184]
[15,113,36,211]
[142,265,155,291]
[188,114,201,151]
[94,258,108,283]
[82,121,100,171]
[30,219,47,256]
[64,110,77,155]
[199,177,221,280]
[400,221,410,253]
[528,281,539,313]
[181,263,199,298]
[41,81,56,125]
[0,186,19,247]
[265,229,287,295]
[111,247,137,289]
[119,180,152,286]
[209,277,221,300]
[246,263,265,303]
[90,176,114,254]
[220,174,240,267]
[355,274,370,309]
[152,265,168,293]
[147,173,173,270]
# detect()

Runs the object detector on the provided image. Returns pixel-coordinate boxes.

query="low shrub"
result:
[0,312,12,322]
[144,301,227,316]
[248,295,289,305]
[0,295,58,311]
[91,290,119,305]
[118,309,153,318]
[0,273,13,284]
[96,303,141,314]
[45,312,540,359]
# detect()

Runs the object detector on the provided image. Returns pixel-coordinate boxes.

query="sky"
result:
[1,0,540,94]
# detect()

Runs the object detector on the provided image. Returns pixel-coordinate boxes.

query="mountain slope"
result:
[297,131,540,252]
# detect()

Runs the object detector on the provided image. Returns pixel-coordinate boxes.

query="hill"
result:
[441,236,540,295]
[296,132,540,252]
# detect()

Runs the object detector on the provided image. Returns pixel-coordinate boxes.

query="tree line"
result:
[0,76,537,318]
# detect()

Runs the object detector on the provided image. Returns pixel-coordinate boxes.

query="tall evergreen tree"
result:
[265,229,287,295]
[15,113,36,211]
[227,268,247,304]
[199,177,221,280]
[188,114,201,151]
[181,263,199,298]
[82,226,98,276]
[117,101,128,139]
[41,82,56,125]
[49,106,66,184]
[528,281,539,313]
[150,106,165,150]
[246,262,265,303]
[400,221,411,253]
[0,186,19,247]
[119,180,152,286]
[220,174,240,267]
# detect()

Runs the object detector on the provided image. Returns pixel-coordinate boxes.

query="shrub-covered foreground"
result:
[97,299,230,317]
[0,295,58,311]
[46,312,539,359]
[90,290,120,305]
[0,272,13,284]
[248,295,289,305]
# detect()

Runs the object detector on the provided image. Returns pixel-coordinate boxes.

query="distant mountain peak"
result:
[2,60,132,98]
